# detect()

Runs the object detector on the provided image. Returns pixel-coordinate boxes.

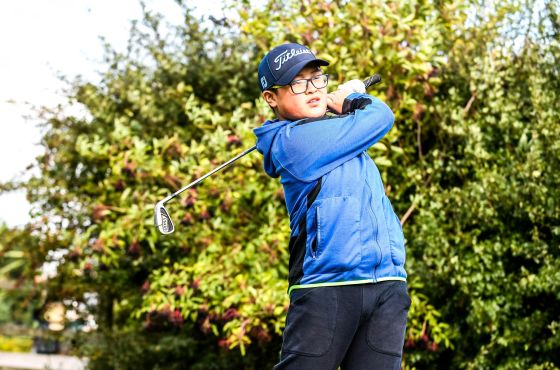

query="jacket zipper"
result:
[365,179,382,279]
[311,206,320,259]
[368,206,382,270]
[311,238,317,259]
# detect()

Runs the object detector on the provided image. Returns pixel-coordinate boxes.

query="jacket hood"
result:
[253,119,290,178]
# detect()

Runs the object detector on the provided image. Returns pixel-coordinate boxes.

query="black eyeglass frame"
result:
[269,74,329,95]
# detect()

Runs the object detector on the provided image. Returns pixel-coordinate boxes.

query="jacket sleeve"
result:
[273,93,394,182]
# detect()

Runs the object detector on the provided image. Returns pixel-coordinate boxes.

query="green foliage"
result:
[1,0,558,368]
[0,224,44,327]
[78,325,278,370]
[0,335,33,352]
[16,3,285,367]
[404,1,560,368]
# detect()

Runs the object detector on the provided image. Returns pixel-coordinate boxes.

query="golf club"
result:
[154,74,382,234]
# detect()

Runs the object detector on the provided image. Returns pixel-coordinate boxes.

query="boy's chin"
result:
[283,106,327,121]
[305,106,327,118]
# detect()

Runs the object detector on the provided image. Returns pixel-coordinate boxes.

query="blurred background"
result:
[0,0,558,369]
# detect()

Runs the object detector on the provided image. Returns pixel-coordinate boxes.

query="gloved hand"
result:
[338,79,366,94]
[327,79,366,114]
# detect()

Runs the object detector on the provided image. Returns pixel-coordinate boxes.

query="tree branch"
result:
[400,199,418,226]
[463,93,476,115]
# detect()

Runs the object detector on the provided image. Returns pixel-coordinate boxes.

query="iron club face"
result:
[154,201,174,234]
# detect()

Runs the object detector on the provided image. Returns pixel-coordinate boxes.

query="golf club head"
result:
[154,201,175,234]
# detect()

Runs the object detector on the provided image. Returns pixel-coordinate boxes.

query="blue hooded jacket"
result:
[253,93,407,294]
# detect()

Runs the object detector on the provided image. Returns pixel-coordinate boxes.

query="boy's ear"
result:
[262,90,278,109]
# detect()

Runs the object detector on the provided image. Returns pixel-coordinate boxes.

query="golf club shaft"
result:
[162,145,257,204]
[161,74,381,204]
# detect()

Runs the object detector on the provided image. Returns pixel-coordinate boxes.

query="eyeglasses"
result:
[273,74,329,94]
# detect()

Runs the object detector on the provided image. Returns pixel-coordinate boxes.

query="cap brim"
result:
[275,58,329,86]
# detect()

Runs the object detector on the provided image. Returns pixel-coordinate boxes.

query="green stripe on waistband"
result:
[288,277,407,295]
[376,276,407,283]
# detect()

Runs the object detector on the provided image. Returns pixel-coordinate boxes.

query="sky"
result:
[0,0,223,227]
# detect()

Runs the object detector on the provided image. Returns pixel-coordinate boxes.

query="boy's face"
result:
[262,65,327,121]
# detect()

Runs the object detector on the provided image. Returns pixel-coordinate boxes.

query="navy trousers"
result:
[274,281,410,370]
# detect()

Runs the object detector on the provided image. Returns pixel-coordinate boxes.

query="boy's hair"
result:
[258,43,328,92]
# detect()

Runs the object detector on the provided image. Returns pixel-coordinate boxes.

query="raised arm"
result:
[272,93,394,182]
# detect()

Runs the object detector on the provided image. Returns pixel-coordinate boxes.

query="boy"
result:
[254,43,410,370]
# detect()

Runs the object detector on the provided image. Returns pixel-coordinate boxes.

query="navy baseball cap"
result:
[258,43,329,91]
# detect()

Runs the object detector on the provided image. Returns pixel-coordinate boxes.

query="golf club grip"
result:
[363,74,381,89]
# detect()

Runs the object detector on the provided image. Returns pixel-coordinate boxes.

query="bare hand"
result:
[327,89,352,114]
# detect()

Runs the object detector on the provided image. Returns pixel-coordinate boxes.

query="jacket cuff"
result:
[341,93,373,115]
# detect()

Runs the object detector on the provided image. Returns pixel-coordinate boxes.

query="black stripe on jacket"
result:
[287,177,322,287]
